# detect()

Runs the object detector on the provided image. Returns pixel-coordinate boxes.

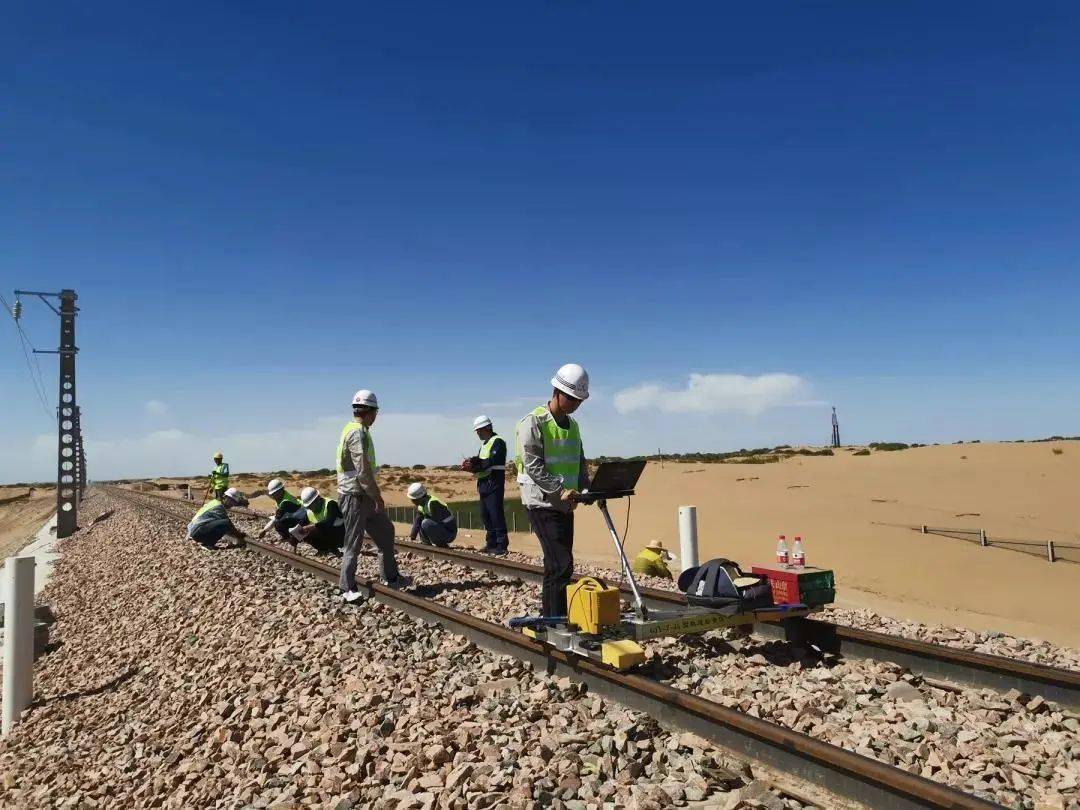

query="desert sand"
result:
[0,486,58,561]
[141,440,1079,647]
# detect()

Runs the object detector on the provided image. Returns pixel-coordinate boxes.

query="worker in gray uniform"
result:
[337,389,412,604]
[515,363,591,618]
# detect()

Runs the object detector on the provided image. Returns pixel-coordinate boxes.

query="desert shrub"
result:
[1052,448,1064,455]
[412,464,426,470]
[869,442,910,452]
[852,449,870,456]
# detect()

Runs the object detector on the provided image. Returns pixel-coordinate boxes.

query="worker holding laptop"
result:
[514,363,591,618]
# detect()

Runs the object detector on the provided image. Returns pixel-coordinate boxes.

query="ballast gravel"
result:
[0,492,803,810]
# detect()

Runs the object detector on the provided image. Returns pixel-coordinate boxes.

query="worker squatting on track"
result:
[406,482,458,547]
[186,487,249,549]
[632,539,676,580]
[462,415,510,555]
[289,487,345,555]
[259,478,305,540]
[515,363,591,618]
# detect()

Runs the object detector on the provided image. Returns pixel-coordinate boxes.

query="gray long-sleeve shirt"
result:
[337,424,380,500]
[516,406,589,512]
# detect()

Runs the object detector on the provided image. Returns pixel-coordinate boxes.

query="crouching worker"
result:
[186,487,248,549]
[406,483,457,547]
[632,539,676,580]
[287,487,345,555]
[259,478,306,540]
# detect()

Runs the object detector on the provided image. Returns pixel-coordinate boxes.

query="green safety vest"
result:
[306,497,340,525]
[515,405,583,491]
[279,491,300,508]
[476,434,505,480]
[194,499,222,520]
[209,463,229,488]
[337,421,378,486]
[418,495,454,524]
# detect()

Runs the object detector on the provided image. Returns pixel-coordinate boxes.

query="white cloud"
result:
[613,373,809,415]
[79,413,481,481]
[145,399,169,417]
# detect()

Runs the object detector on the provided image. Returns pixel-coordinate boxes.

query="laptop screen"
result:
[587,459,647,495]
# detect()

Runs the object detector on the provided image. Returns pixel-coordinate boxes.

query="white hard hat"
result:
[407,482,427,500]
[551,363,590,400]
[473,414,492,430]
[223,487,242,502]
[351,389,378,409]
[213,451,224,460]
[300,486,320,507]
[267,478,285,495]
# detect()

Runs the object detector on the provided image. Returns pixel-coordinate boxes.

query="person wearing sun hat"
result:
[631,539,675,580]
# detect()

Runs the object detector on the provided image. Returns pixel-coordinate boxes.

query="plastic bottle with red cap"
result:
[776,534,789,565]
[791,535,806,567]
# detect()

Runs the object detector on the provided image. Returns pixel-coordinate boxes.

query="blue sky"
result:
[3,2,1079,482]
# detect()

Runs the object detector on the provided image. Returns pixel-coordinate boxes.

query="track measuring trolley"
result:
[509,461,836,671]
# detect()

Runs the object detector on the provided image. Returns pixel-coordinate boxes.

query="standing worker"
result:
[337,389,412,604]
[406,483,457,547]
[516,363,590,619]
[186,487,248,549]
[462,415,509,555]
[208,451,230,500]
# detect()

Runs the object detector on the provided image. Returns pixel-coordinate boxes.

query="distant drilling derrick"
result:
[831,407,841,448]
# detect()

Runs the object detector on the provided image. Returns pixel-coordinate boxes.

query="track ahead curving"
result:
[102,485,1004,809]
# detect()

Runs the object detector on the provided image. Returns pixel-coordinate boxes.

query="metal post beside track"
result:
[2,556,35,736]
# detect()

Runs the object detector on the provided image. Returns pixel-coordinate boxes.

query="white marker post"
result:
[2,556,36,736]
[678,505,699,574]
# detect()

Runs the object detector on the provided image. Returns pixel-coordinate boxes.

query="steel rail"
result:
[103,486,1080,710]
[101,485,1000,809]
[392,541,1080,709]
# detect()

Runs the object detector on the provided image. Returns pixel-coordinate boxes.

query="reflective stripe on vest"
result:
[514,405,582,490]
[337,421,378,485]
[194,499,221,519]
[306,497,342,526]
[477,434,505,479]
[418,496,454,524]
[279,492,300,508]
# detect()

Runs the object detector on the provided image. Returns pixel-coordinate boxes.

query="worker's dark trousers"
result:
[478,478,509,552]
[189,518,234,548]
[528,508,574,617]
[273,505,305,540]
[303,525,344,555]
[340,491,399,591]
[418,518,456,547]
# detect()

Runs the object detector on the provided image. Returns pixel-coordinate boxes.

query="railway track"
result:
[111,484,1080,710]
[99,484,1008,809]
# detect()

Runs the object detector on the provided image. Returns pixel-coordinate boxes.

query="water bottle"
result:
[792,536,806,567]
[776,535,789,565]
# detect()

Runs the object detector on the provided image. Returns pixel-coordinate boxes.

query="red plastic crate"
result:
[751,564,835,606]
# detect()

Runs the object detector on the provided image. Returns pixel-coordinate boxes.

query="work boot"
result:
[384,574,414,590]
[340,590,365,604]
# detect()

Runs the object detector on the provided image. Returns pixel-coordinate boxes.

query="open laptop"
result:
[579,459,647,501]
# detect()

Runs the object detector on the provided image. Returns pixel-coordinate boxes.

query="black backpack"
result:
[677,558,774,610]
